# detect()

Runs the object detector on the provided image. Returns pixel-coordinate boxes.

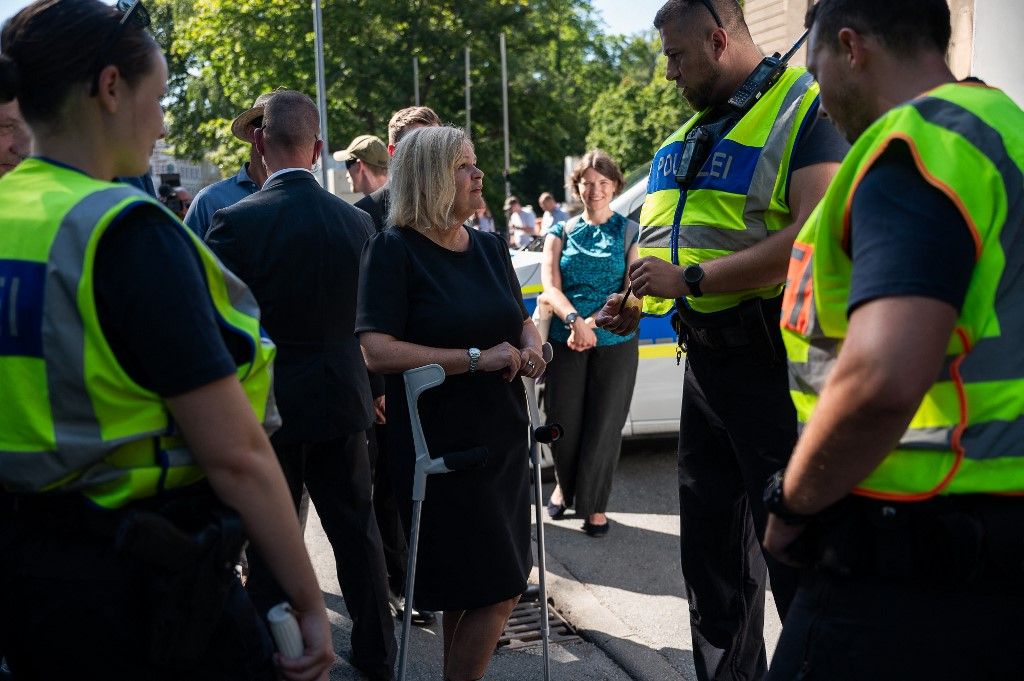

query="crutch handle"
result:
[441,446,489,472]
[533,423,562,444]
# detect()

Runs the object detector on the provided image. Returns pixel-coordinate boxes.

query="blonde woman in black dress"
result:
[357,126,546,681]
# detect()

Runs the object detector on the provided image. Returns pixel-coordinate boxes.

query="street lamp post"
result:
[500,32,511,198]
[312,0,330,188]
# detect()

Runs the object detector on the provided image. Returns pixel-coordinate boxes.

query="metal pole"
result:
[413,57,420,105]
[312,0,330,188]
[500,33,511,198]
[464,46,472,135]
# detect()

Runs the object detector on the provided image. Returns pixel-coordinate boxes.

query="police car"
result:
[511,168,682,469]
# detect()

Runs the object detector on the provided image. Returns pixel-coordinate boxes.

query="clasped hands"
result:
[478,342,547,380]
[595,257,686,335]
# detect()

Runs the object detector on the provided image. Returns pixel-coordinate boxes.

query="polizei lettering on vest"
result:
[0,259,45,357]
[698,151,733,180]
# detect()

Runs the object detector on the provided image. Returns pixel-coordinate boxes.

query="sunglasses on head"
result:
[89,0,152,97]
[696,0,724,29]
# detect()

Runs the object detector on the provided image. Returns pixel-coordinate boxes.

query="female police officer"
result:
[0,2,333,679]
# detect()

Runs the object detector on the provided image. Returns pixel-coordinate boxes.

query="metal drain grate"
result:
[497,598,580,650]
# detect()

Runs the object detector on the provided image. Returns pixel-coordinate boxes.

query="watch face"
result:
[684,265,703,284]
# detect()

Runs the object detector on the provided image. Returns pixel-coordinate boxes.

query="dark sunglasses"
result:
[345,158,359,170]
[89,0,152,96]
[696,0,724,29]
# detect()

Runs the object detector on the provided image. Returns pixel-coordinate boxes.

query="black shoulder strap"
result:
[623,218,640,263]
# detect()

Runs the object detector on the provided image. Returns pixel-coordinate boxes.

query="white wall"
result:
[971,0,1024,105]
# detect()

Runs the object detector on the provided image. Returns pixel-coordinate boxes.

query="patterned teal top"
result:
[547,212,638,347]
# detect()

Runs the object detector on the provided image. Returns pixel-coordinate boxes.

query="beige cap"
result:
[333,134,389,169]
[230,90,281,142]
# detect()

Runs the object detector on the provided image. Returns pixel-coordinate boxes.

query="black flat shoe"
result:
[583,519,610,537]
[547,500,567,519]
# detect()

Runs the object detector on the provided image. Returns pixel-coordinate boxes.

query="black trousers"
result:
[544,337,638,516]
[246,430,396,680]
[768,496,1024,680]
[677,317,798,681]
[0,496,274,681]
[367,422,410,596]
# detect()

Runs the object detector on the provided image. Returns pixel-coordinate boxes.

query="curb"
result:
[531,551,688,681]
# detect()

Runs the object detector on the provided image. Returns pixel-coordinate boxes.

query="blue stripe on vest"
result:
[688,139,760,195]
[649,141,685,193]
[0,260,46,358]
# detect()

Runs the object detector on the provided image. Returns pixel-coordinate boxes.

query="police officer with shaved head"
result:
[597,1,847,678]
[765,1,1024,678]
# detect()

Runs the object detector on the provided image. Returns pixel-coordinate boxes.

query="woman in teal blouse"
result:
[540,150,639,537]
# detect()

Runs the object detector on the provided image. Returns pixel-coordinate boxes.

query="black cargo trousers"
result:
[0,487,275,681]
[675,295,799,681]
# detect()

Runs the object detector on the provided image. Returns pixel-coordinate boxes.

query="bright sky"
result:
[0,0,24,26]
[1,0,664,37]
[592,0,664,35]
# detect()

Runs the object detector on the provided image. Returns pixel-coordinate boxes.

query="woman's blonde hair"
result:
[569,149,624,200]
[387,125,472,233]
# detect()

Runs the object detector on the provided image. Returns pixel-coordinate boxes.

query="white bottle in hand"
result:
[267,602,304,659]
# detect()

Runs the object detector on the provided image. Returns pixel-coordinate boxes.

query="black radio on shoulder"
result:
[729,29,809,113]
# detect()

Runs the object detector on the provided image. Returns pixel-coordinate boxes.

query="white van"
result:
[510,167,683,455]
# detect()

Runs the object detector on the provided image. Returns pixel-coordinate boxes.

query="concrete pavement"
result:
[539,441,782,681]
[304,439,782,680]
[305,504,633,680]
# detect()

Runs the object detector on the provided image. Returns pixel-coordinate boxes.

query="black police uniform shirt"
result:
[847,140,974,315]
[94,203,244,396]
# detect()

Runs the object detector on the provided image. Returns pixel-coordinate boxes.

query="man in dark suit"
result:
[206,90,395,681]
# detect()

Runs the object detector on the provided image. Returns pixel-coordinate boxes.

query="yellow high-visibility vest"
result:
[639,67,820,315]
[782,83,1024,499]
[0,158,279,508]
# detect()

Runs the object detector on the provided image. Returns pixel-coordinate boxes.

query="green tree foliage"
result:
[585,34,692,176]
[150,0,645,224]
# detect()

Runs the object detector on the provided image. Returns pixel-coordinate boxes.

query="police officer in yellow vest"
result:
[763,1,1024,678]
[0,2,333,679]
[596,1,846,678]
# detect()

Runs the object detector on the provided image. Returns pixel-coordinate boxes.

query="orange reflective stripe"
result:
[782,242,814,335]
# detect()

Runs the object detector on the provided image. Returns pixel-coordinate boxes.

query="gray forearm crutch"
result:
[523,343,562,681]
[398,364,489,681]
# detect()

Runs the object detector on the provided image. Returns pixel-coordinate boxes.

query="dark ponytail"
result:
[0,0,158,125]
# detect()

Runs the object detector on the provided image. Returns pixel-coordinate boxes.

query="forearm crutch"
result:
[398,364,489,681]
[523,343,562,681]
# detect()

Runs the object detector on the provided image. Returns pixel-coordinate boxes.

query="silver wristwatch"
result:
[468,347,481,373]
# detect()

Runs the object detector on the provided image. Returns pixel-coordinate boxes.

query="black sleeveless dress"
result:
[355,226,532,611]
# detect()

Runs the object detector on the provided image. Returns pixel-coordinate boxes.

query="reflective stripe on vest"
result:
[781,83,1024,499]
[0,159,280,508]
[639,67,819,315]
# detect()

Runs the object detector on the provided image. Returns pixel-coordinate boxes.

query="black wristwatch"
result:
[763,470,811,526]
[564,311,579,329]
[683,264,705,298]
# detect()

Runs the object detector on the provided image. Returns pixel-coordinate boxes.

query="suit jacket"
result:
[354,185,389,234]
[207,170,375,443]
